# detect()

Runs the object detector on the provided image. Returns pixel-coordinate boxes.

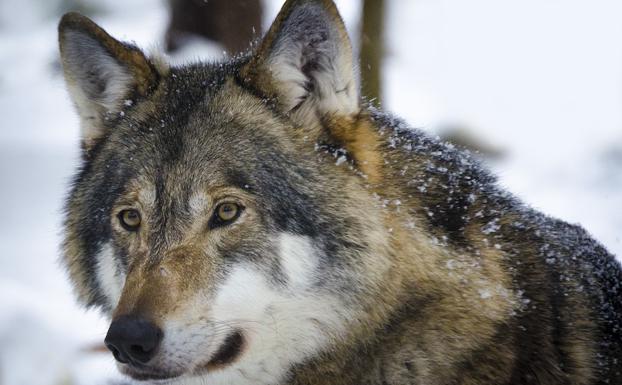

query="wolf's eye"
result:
[210,202,242,228]
[118,209,141,231]
[217,203,239,221]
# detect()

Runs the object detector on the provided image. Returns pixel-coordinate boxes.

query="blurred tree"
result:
[439,125,506,161]
[166,0,262,55]
[360,0,385,105]
[166,0,386,101]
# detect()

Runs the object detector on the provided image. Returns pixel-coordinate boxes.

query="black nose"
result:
[104,315,163,364]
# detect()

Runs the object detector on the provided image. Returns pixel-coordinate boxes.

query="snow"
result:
[0,0,620,384]
[335,154,348,166]
[482,218,501,235]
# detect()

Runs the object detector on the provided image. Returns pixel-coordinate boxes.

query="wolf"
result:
[57,1,621,384]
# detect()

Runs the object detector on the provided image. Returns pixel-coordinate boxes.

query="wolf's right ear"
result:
[58,13,160,148]
[240,0,359,131]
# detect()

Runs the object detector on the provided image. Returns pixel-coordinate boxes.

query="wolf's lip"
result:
[121,362,180,381]
[201,330,246,372]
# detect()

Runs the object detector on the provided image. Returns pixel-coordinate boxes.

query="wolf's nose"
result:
[104,315,163,364]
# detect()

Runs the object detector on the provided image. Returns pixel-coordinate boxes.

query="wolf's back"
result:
[371,107,622,384]
[533,215,622,383]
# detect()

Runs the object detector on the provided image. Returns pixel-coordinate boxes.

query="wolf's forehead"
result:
[133,182,206,205]
[128,173,233,207]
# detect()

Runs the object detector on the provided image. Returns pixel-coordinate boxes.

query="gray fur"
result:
[58,2,621,385]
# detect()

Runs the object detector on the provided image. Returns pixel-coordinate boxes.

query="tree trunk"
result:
[166,0,263,55]
[359,0,385,105]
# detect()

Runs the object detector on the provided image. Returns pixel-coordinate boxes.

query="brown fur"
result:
[58,1,621,384]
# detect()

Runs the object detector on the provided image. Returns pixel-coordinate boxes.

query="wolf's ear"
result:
[58,12,159,148]
[241,0,359,129]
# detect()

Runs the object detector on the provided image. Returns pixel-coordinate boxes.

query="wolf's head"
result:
[59,0,394,383]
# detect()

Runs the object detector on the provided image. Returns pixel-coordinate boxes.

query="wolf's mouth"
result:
[203,330,245,371]
[120,363,180,381]
[121,330,245,380]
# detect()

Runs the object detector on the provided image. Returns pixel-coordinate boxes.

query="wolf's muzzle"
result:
[105,315,163,365]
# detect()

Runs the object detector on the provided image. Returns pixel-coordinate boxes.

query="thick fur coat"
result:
[58,1,621,384]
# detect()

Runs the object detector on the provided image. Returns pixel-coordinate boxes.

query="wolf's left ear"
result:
[241,0,359,129]
[58,13,159,148]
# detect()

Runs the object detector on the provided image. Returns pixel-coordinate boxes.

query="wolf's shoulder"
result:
[367,106,498,189]
[367,106,621,295]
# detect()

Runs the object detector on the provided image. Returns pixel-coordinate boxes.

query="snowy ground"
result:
[0,0,620,384]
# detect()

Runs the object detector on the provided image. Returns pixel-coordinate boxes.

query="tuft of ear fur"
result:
[241,0,359,130]
[58,12,160,148]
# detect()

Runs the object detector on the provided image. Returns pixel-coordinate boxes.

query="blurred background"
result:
[0,0,621,383]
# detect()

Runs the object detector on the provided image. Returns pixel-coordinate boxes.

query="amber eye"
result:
[210,202,242,229]
[218,203,239,221]
[118,209,141,231]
